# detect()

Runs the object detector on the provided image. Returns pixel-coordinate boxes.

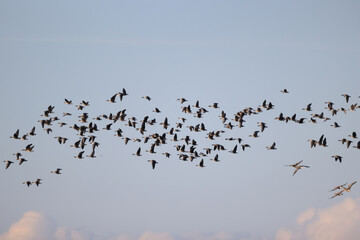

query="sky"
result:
[0,1,360,239]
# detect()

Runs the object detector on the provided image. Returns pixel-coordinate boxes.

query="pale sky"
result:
[1,1,360,240]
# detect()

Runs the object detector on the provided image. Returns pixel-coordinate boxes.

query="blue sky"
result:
[1,1,360,240]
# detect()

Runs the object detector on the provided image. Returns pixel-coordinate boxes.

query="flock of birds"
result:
[4,88,360,199]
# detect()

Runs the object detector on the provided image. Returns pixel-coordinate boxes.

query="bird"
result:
[32,179,42,186]
[148,160,158,169]
[343,181,357,192]
[133,147,141,156]
[74,151,85,159]
[281,89,289,93]
[285,160,309,176]
[331,155,343,163]
[19,158,27,165]
[106,94,118,103]
[341,94,351,103]
[249,131,260,138]
[229,145,238,154]
[266,142,277,150]
[64,99,72,104]
[22,144,34,152]
[210,154,220,162]
[302,103,312,111]
[196,159,205,167]
[330,183,347,192]
[28,127,36,136]
[142,96,151,101]
[10,129,20,139]
[23,181,32,187]
[330,122,341,128]
[51,168,62,174]
[329,189,345,199]
[349,132,357,139]
[3,160,13,169]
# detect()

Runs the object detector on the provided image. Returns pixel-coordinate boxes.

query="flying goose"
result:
[330,183,347,192]
[196,159,205,167]
[3,160,13,169]
[133,147,141,156]
[341,94,351,103]
[10,129,20,139]
[32,179,42,186]
[19,158,27,165]
[329,189,345,199]
[51,168,62,174]
[23,181,32,187]
[148,160,158,169]
[142,96,151,101]
[343,181,357,192]
[331,155,343,163]
[281,89,289,93]
[266,142,277,150]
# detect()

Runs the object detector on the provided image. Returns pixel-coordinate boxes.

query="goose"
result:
[307,118,316,123]
[229,145,238,154]
[32,179,42,186]
[349,103,358,111]
[353,141,360,149]
[297,118,306,124]
[23,181,32,187]
[349,132,357,139]
[208,103,219,108]
[249,131,260,138]
[10,129,20,139]
[153,108,161,113]
[51,168,62,174]
[133,147,141,156]
[28,127,36,136]
[22,144,34,152]
[343,181,357,192]
[330,183,347,192]
[331,155,342,163]
[142,96,151,101]
[196,159,205,167]
[19,158,27,165]
[86,150,96,158]
[210,154,220,162]
[162,152,170,158]
[64,98,72,104]
[70,140,81,148]
[281,89,289,93]
[241,144,250,151]
[292,164,309,176]
[44,128,52,134]
[177,98,187,104]
[106,94,117,103]
[330,122,341,128]
[20,134,28,140]
[329,189,345,199]
[74,151,85,159]
[13,152,22,160]
[257,122,267,132]
[302,103,312,111]
[341,94,351,103]
[307,139,317,148]
[3,160,13,169]
[81,100,90,106]
[266,142,276,150]
[148,160,158,169]
[346,139,353,148]
[160,117,169,129]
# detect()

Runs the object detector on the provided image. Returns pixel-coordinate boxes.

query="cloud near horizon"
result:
[0,212,262,240]
[276,197,360,240]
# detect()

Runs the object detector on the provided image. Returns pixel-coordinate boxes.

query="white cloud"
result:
[0,211,56,240]
[0,211,266,240]
[276,197,360,240]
